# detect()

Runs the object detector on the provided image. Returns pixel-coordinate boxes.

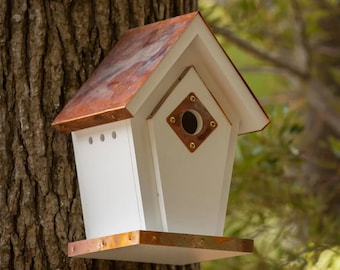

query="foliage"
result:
[200,0,340,269]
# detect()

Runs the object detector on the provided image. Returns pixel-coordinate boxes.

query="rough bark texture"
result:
[0,1,199,269]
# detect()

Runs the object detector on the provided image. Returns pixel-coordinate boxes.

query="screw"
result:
[169,116,176,124]
[189,95,196,102]
[210,120,217,128]
[189,142,196,149]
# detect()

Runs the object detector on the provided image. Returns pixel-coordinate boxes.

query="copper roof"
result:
[52,12,199,133]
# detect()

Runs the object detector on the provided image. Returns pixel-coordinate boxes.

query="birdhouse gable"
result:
[117,12,270,134]
[52,12,269,134]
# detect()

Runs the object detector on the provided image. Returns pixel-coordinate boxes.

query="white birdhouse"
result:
[52,12,269,265]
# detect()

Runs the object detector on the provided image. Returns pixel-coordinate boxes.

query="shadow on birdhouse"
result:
[52,12,269,265]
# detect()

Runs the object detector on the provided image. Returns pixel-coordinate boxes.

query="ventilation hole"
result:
[112,131,117,139]
[89,137,93,144]
[100,134,105,142]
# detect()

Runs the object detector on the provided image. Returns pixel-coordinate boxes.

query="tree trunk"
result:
[0,1,199,269]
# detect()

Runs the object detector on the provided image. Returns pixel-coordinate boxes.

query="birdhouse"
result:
[52,12,269,265]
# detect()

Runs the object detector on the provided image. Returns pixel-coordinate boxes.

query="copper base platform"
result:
[68,230,253,265]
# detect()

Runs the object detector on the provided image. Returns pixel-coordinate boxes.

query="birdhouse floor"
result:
[68,230,253,265]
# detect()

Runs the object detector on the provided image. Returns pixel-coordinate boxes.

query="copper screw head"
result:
[189,142,196,149]
[210,120,217,128]
[189,95,196,102]
[169,116,176,123]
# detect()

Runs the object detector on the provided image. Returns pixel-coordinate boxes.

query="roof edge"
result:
[52,107,133,133]
[196,12,270,134]
[238,118,271,136]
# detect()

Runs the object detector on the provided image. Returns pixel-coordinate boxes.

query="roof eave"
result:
[52,107,133,133]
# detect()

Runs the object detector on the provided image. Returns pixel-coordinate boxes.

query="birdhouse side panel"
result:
[129,115,164,232]
[215,120,239,234]
[71,120,145,239]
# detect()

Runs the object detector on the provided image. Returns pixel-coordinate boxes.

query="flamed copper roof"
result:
[52,12,198,133]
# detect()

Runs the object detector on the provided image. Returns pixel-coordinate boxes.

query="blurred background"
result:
[199,0,340,269]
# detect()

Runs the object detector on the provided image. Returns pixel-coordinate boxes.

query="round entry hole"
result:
[181,110,202,135]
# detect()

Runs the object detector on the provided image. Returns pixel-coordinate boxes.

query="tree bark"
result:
[0,1,199,269]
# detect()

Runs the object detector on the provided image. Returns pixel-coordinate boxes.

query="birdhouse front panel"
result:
[71,120,145,239]
[148,67,238,236]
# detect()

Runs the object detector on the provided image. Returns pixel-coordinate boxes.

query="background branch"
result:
[212,25,309,79]
[291,0,312,73]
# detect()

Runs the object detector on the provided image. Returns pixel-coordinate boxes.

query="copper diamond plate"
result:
[167,92,217,152]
